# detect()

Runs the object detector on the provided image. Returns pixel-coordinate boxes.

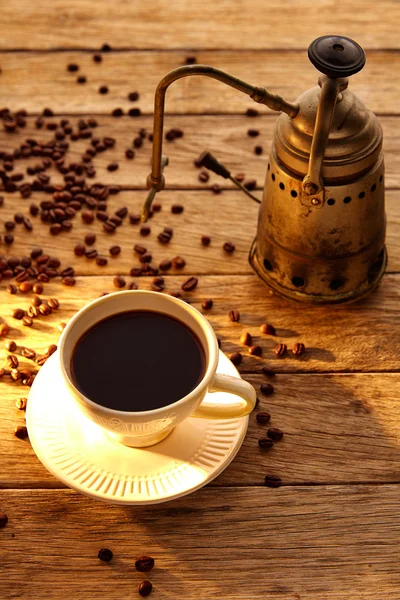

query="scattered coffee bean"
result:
[254,145,263,155]
[62,276,76,286]
[67,63,79,72]
[267,427,283,441]
[201,235,211,246]
[240,332,252,346]
[0,368,5,378]
[198,170,209,183]
[260,383,274,396]
[140,253,152,264]
[264,475,282,488]
[181,277,198,292]
[19,282,32,294]
[10,369,20,382]
[261,366,276,377]
[235,173,245,182]
[128,282,139,290]
[158,259,171,272]
[98,548,113,563]
[134,244,147,256]
[46,344,58,356]
[48,298,60,310]
[202,298,213,310]
[228,310,240,322]
[249,345,262,356]
[7,284,17,295]
[125,148,135,159]
[230,352,242,366]
[140,225,151,236]
[256,412,271,424]
[14,425,28,439]
[109,245,121,257]
[157,231,172,244]
[260,323,276,335]
[85,233,96,246]
[7,355,19,368]
[32,283,43,294]
[16,397,27,411]
[6,340,17,352]
[223,241,235,253]
[57,322,67,332]
[171,204,184,214]
[22,347,36,360]
[22,316,33,327]
[129,213,141,225]
[36,354,49,366]
[28,306,40,318]
[135,556,155,572]
[244,179,257,191]
[99,85,109,95]
[113,275,126,288]
[0,323,10,337]
[258,438,274,450]
[12,308,25,320]
[82,210,94,224]
[0,514,8,528]
[31,295,42,307]
[274,343,287,356]
[186,54,197,64]
[77,75,87,84]
[93,53,102,63]
[39,304,52,316]
[138,581,153,597]
[128,91,139,102]
[112,108,124,117]
[292,342,305,356]
[96,255,108,266]
[4,234,14,245]
[107,161,119,172]
[211,183,222,194]
[85,249,98,260]
[172,256,186,269]
[247,129,260,137]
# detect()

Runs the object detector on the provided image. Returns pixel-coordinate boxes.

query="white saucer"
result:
[26,351,249,505]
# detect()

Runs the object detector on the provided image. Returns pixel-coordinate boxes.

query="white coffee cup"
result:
[58,290,256,447]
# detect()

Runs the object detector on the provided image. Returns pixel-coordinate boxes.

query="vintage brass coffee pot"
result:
[142,35,386,304]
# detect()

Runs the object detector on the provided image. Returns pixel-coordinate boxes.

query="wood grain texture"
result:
[0,50,399,115]
[1,487,400,599]
[2,1,400,50]
[1,189,399,274]
[0,116,399,188]
[2,371,400,487]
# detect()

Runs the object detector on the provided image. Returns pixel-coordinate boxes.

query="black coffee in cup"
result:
[70,311,206,412]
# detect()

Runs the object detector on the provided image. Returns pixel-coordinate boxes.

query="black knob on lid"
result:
[308,35,366,78]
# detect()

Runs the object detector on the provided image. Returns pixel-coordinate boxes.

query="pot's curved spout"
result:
[141,65,299,221]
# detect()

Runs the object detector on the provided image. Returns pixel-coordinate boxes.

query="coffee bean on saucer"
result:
[256,411,271,424]
[258,438,274,450]
[139,580,153,597]
[229,352,242,366]
[228,310,240,322]
[260,383,274,396]
[264,475,282,488]
[240,332,252,346]
[98,548,113,562]
[14,425,28,439]
[267,427,283,441]
[135,556,155,572]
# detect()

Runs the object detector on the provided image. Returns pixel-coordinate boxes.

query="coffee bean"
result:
[32,283,43,294]
[264,475,282,488]
[5,221,15,231]
[223,241,235,253]
[159,259,172,271]
[292,342,305,356]
[0,323,10,337]
[230,352,242,366]
[82,210,94,224]
[246,108,259,117]
[140,225,151,236]
[107,246,120,258]
[74,243,86,256]
[96,256,108,266]
[128,282,139,290]
[57,322,67,332]
[107,161,119,172]
[258,438,274,450]
[7,354,18,368]
[46,344,58,356]
[77,75,87,84]
[153,203,161,212]
[135,556,154,573]
[172,256,186,269]
[37,273,49,283]
[22,316,33,327]
[211,183,222,194]
[4,234,14,245]
[50,223,62,235]
[260,323,276,335]
[10,368,21,381]
[96,212,109,223]
[19,282,32,294]
[261,366,276,377]
[198,170,209,183]
[0,513,8,527]
[115,206,127,219]
[128,91,139,102]
[7,284,17,295]
[85,249,98,260]
[16,397,27,411]
[247,129,260,137]
[249,345,262,356]
[201,235,211,246]
[12,308,25,320]
[31,247,43,260]
[21,257,31,269]
[39,303,52,316]
[171,204,184,214]
[99,85,109,95]
[67,63,79,72]
[130,267,142,277]
[274,343,287,356]
[261,383,274,396]
[103,221,116,234]
[256,412,271,424]
[240,332,252,346]
[61,267,75,278]
[267,427,283,441]
[138,581,153,597]
[133,136,143,148]
[62,276,76,286]
[129,213,140,225]
[134,244,147,255]
[0,368,5,378]
[157,232,171,244]
[202,298,213,310]
[36,354,49,366]
[6,340,17,352]
[22,347,36,360]
[93,53,102,63]
[228,310,240,322]
[30,203,39,216]
[85,233,96,246]
[186,54,197,64]
[112,108,124,117]
[28,306,40,318]
[14,425,28,439]
[128,108,141,117]
[254,145,263,155]
[125,148,135,159]
[48,298,60,310]
[181,277,198,292]
[114,276,126,288]
[98,548,113,563]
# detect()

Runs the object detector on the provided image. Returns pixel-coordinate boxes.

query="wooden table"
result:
[1,2,400,598]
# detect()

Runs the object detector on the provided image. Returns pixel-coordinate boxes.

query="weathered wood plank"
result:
[1,1,400,50]
[2,370,400,487]
[0,50,398,115]
[1,486,400,599]
[1,189,399,275]
[0,116,399,188]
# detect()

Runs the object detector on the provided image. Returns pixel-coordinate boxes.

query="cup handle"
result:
[190,373,257,419]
